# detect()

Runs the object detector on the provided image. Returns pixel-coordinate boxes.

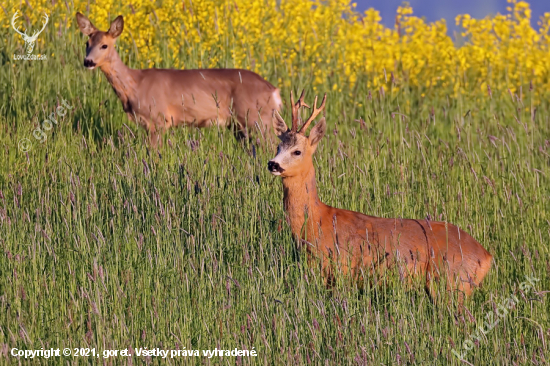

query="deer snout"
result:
[84,58,96,69]
[268,161,284,175]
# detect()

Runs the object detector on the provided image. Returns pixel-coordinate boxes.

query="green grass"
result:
[0,13,549,366]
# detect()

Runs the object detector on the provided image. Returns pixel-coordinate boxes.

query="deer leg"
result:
[147,125,164,149]
[232,127,249,143]
[425,269,440,305]
[433,269,470,310]
[322,261,336,289]
[424,258,440,304]
[455,275,474,309]
[235,109,272,145]
[225,112,248,143]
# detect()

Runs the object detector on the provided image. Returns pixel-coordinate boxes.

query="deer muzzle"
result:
[268,161,284,175]
[84,58,96,69]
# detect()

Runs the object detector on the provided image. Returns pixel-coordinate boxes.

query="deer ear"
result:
[108,16,124,38]
[76,12,97,36]
[273,111,289,137]
[309,117,326,146]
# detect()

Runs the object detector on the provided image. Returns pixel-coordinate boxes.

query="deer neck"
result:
[281,162,323,243]
[99,51,138,112]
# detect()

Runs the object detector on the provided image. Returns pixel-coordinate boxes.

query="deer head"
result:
[75,13,124,70]
[11,11,49,55]
[268,91,327,177]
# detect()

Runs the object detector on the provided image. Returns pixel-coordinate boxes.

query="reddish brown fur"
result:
[76,13,281,146]
[269,93,492,300]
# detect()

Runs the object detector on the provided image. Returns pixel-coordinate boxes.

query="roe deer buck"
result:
[75,13,281,146]
[268,91,492,300]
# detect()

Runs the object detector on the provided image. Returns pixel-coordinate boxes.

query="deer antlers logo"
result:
[11,11,49,55]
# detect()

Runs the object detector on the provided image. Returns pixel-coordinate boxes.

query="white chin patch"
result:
[270,171,282,176]
[87,66,96,70]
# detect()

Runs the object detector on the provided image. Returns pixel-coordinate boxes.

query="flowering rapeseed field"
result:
[2,0,549,101]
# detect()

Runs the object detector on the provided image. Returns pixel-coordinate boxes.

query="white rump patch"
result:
[272,90,282,109]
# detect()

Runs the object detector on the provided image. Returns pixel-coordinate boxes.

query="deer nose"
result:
[268,161,283,173]
[84,58,96,68]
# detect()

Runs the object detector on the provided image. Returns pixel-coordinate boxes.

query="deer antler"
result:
[11,11,28,38]
[298,93,326,134]
[290,90,310,132]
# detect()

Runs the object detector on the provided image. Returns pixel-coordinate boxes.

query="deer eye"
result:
[293,151,301,156]
[101,44,108,49]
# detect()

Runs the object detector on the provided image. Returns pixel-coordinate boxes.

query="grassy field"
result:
[1,6,550,366]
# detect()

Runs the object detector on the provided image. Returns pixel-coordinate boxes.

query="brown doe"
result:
[75,13,281,146]
[268,91,492,301]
